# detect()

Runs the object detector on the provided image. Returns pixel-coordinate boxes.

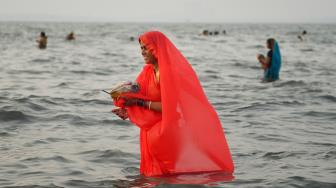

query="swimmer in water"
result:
[298,35,304,41]
[202,30,209,36]
[36,32,47,49]
[66,32,75,41]
[302,30,307,35]
[298,30,307,41]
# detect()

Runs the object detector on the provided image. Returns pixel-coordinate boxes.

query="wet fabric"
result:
[114,31,234,176]
[264,41,282,81]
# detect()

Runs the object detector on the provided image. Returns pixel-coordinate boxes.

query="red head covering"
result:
[125,31,234,176]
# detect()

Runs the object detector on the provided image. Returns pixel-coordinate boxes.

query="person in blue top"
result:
[257,38,282,82]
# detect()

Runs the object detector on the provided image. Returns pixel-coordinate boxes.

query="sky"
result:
[0,0,335,23]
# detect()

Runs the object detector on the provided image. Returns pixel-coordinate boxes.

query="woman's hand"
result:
[123,98,146,107]
[112,108,128,120]
[121,97,163,112]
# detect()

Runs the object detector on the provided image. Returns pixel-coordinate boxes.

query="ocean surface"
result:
[0,22,335,188]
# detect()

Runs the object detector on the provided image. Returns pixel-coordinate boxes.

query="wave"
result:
[318,95,336,103]
[0,132,12,137]
[324,150,336,160]
[55,82,69,87]
[70,70,111,76]
[262,151,306,160]
[64,171,234,187]
[101,52,119,57]
[273,80,307,87]
[204,70,219,74]
[21,155,73,163]
[7,70,53,75]
[255,134,292,143]
[232,100,304,112]
[77,149,138,164]
[306,140,335,147]
[3,184,62,188]
[45,137,67,143]
[49,114,90,125]
[5,97,50,112]
[100,119,132,126]
[23,140,48,147]
[247,44,264,49]
[0,110,34,122]
[26,102,48,112]
[121,167,139,175]
[31,57,55,63]
[284,176,336,188]
[302,111,336,119]
[300,48,314,52]
[64,179,140,188]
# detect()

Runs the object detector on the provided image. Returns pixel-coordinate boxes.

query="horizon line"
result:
[0,19,336,25]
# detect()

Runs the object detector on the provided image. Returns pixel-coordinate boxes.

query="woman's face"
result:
[266,42,272,49]
[266,40,274,50]
[140,41,156,64]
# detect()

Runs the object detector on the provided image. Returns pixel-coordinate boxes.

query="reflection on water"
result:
[64,172,234,188]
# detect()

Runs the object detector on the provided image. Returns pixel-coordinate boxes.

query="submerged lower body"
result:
[263,69,280,82]
[138,121,234,177]
[262,77,279,82]
[140,128,165,176]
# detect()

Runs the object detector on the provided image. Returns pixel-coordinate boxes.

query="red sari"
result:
[117,31,234,176]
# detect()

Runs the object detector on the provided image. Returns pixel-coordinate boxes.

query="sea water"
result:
[0,22,335,187]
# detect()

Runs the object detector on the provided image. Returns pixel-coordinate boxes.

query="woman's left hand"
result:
[123,98,146,107]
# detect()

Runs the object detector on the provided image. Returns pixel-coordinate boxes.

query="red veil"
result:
[120,31,234,176]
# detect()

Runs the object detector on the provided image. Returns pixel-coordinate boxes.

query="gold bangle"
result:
[148,101,152,110]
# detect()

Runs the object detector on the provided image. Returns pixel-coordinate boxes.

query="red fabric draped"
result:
[120,31,234,176]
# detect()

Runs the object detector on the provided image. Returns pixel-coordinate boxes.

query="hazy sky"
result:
[0,0,335,23]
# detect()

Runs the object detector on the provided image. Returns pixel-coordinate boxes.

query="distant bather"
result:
[66,32,76,41]
[36,32,48,49]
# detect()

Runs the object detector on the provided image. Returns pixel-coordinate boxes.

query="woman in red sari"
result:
[112,31,234,176]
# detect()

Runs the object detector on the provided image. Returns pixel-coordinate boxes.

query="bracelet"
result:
[148,101,152,110]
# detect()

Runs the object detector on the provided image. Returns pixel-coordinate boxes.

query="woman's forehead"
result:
[139,41,147,48]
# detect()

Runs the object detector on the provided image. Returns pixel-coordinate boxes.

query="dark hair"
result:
[267,38,275,49]
[40,32,46,37]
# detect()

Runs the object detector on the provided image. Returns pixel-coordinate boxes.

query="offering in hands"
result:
[257,54,265,63]
[104,81,140,99]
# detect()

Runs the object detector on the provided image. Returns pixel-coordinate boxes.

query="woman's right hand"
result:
[112,108,128,120]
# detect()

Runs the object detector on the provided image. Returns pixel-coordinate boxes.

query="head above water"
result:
[267,38,275,50]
